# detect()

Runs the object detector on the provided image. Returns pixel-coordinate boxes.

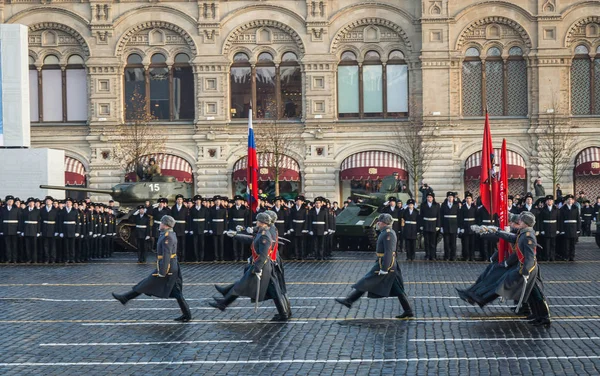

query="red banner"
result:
[479,113,493,214]
[496,139,509,263]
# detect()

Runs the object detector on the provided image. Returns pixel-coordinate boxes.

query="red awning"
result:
[65,156,86,186]
[464,148,526,180]
[233,153,300,182]
[575,147,600,176]
[126,154,193,183]
[340,151,408,180]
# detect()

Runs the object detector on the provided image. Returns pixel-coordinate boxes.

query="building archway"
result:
[64,156,87,200]
[574,147,600,201]
[232,153,301,200]
[464,148,527,197]
[125,153,194,183]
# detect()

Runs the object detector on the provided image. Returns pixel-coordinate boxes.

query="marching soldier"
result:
[228,195,251,261]
[188,195,209,261]
[581,200,594,237]
[287,195,308,260]
[419,192,440,260]
[171,194,189,262]
[459,193,477,261]
[60,198,80,264]
[335,213,414,319]
[1,196,21,263]
[208,195,228,261]
[134,205,151,263]
[440,191,459,261]
[538,195,559,262]
[21,198,40,263]
[40,196,58,263]
[308,197,329,261]
[112,215,192,322]
[401,199,419,261]
[559,194,580,261]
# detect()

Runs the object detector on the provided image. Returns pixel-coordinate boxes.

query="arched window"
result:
[66,55,88,121]
[280,52,302,119]
[230,52,252,119]
[462,46,528,116]
[337,50,408,118]
[41,55,63,122]
[462,47,483,116]
[570,44,598,115]
[229,51,303,120]
[124,52,194,121]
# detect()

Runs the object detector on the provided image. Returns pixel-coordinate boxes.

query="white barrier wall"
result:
[0,148,65,199]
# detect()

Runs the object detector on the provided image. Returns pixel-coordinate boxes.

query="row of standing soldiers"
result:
[0,195,117,264]
[137,194,338,263]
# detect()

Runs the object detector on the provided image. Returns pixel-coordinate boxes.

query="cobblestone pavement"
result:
[1,237,600,375]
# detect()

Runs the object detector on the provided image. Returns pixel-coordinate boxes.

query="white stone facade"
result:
[3,0,600,201]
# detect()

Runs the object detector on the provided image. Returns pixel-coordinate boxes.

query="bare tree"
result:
[112,88,166,180]
[537,96,577,194]
[392,102,436,203]
[253,99,303,196]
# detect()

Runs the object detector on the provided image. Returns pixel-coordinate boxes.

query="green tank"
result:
[40,175,193,251]
[335,174,412,250]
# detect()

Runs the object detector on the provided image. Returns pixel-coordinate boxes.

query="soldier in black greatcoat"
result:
[440,191,459,261]
[228,195,251,261]
[476,204,496,261]
[151,198,170,251]
[59,198,80,263]
[419,191,440,260]
[134,205,151,263]
[401,199,419,261]
[1,195,21,263]
[581,200,594,236]
[112,215,192,322]
[188,195,209,261]
[40,196,58,263]
[272,197,289,258]
[21,198,41,263]
[308,197,330,260]
[378,197,402,252]
[209,196,228,261]
[559,194,580,261]
[287,195,308,260]
[335,213,414,319]
[171,194,189,262]
[538,195,559,261]
[459,193,477,261]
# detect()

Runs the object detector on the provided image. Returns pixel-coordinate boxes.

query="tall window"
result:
[570,44,600,115]
[337,50,408,118]
[229,51,303,120]
[66,55,88,121]
[124,52,194,121]
[29,57,39,122]
[42,55,63,122]
[462,46,528,117]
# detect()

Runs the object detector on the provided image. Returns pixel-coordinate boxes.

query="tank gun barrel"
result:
[352,193,378,200]
[40,185,117,195]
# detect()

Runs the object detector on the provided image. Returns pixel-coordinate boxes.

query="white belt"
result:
[3,220,18,223]
[212,219,224,222]
[192,218,205,222]
[293,220,305,223]
[543,220,556,223]
[63,221,76,225]
[424,218,437,221]
[405,221,417,224]
[583,214,592,216]
[43,221,56,224]
[104,224,108,226]
[24,221,38,224]
[563,220,577,223]
[482,220,492,223]
[312,221,325,225]
[463,218,475,221]
[136,225,147,228]
[233,218,245,221]
[392,218,398,221]
[444,215,457,218]
[275,220,285,223]
[176,220,186,224]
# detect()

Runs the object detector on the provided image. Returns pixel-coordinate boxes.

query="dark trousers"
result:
[443,233,457,260]
[405,239,416,260]
[564,237,576,261]
[5,235,18,262]
[293,236,305,259]
[423,231,437,260]
[313,235,325,260]
[479,236,494,261]
[176,235,186,262]
[213,235,224,261]
[232,238,244,261]
[582,222,592,236]
[193,234,205,261]
[64,237,75,262]
[25,236,37,263]
[461,234,475,261]
[542,236,556,261]
[136,237,147,262]
[397,232,404,253]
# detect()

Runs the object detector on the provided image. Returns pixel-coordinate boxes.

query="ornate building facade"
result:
[3,0,600,201]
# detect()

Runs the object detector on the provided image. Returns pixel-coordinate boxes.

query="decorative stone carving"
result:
[223,20,305,54]
[331,18,412,52]
[116,21,197,56]
[542,0,555,13]
[28,22,90,56]
[457,17,532,49]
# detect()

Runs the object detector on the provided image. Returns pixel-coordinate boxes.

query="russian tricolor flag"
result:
[247,105,259,213]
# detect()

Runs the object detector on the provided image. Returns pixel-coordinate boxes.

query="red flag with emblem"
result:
[496,139,509,263]
[479,112,493,214]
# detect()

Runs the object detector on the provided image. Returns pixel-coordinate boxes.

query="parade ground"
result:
[1,239,600,375]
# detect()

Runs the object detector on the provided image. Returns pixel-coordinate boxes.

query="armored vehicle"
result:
[40,175,193,250]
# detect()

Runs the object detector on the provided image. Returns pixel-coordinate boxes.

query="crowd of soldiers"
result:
[0,195,117,264]
[377,190,600,263]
